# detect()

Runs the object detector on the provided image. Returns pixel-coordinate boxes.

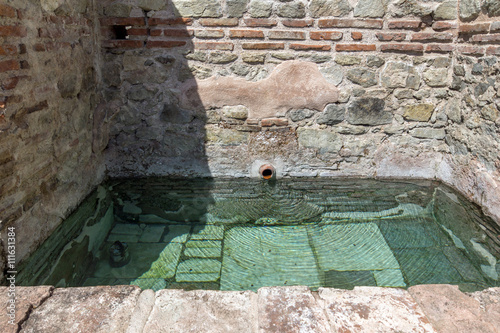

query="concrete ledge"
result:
[1,285,498,333]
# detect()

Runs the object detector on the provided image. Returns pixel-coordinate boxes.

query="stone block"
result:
[354,0,386,18]
[171,0,223,18]
[139,225,165,243]
[298,128,342,153]
[309,0,351,18]
[346,68,378,87]
[403,104,435,122]
[347,97,392,125]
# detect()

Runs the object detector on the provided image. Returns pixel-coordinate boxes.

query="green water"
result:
[16,178,500,292]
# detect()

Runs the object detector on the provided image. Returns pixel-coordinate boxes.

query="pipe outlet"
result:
[259,164,276,180]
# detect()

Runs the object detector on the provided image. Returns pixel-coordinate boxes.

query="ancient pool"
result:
[16,178,500,292]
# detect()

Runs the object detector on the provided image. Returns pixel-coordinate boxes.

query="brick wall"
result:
[0,0,105,277]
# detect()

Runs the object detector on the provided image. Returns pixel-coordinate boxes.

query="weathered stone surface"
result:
[318,287,437,332]
[171,0,223,18]
[391,0,432,17]
[347,98,392,125]
[309,0,351,17]
[367,55,385,68]
[298,128,342,153]
[258,286,331,333]
[434,0,457,20]
[249,0,272,18]
[58,73,79,98]
[346,68,378,88]
[104,3,132,17]
[354,0,386,18]
[410,128,446,140]
[223,105,249,119]
[206,127,248,145]
[208,52,238,64]
[423,68,449,87]
[125,289,155,333]
[409,285,498,333]
[460,0,481,21]
[143,289,258,332]
[317,104,345,125]
[242,52,266,64]
[289,108,316,121]
[181,61,339,119]
[0,286,53,333]
[483,0,500,17]
[335,55,361,66]
[382,62,420,89]
[445,98,462,123]
[227,0,248,17]
[481,104,498,121]
[403,104,435,122]
[137,0,166,11]
[320,64,343,86]
[22,286,141,333]
[277,1,306,18]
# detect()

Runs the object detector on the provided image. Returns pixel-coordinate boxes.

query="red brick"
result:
[229,29,265,38]
[376,32,406,41]
[0,60,20,73]
[486,46,500,55]
[282,19,314,28]
[380,43,424,54]
[425,44,454,53]
[335,44,376,52]
[147,40,187,48]
[127,28,148,36]
[1,77,20,90]
[261,118,288,127]
[150,29,162,36]
[102,40,144,48]
[459,23,490,34]
[244,18,278,27]
[387,20,422,30]
[38,27,63,38]
[290,43,331,51]
[148,17,192,26]
[310,31,342,41]
[194,42,234,50]
[318,18,383,29]
[99,17,145,26]
[33,43,46,52]
[199,18,239,27]
[162,29,193,37]
[242,42,284,50]
[411,32,454,42]
[269,30,306,40]
[432,21,458,31]
[457,45,484,55]
[471,33,500,43]
[351,31,363,40]
[0,4,17,18]
[0,44,18,56]
[0,25,27,37]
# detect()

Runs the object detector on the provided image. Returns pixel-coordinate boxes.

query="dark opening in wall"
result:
[112,25,128,40]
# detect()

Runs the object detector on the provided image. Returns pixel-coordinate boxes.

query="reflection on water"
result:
[16,178,500,292]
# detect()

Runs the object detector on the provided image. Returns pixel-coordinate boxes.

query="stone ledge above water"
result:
[1,285,498,333]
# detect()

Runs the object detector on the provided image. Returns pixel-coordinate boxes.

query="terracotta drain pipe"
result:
[259,164,276,180]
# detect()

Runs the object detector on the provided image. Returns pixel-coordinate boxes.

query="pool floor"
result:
[85,220,488,291]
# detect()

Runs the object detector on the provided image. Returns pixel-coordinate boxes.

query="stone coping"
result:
[1,285,498,333]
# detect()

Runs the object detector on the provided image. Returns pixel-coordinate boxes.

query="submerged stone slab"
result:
[408,284,498,333]
[162,225,191,243]
[310,223,400,272]
[0,286,53,333]
[93,243,182,279]
[184,240,222,258]
[191,225,224,240]
[318,287,436,332]
[221,226,321,291]
[258,286,331,333]
[139,225,165,243]
[143,289,257,332]
[181,61,339,119]
[21,286,141,333]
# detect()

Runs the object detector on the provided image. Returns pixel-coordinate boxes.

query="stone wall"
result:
[100,0,500,224]
[0,0,105,279]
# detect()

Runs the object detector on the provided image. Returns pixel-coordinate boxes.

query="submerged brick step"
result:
[1,285,498,333]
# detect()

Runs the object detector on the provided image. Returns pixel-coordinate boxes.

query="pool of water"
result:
[15,178,500,292]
